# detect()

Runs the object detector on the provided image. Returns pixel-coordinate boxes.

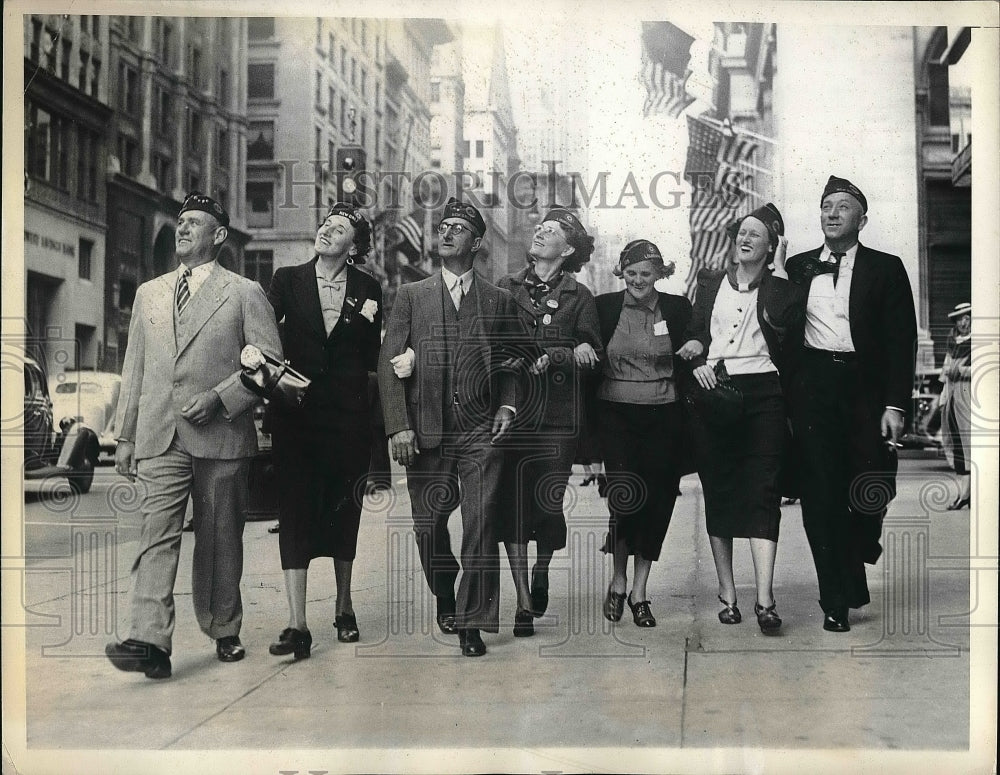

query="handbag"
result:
[239,345,311,409]
[683,358,744,426]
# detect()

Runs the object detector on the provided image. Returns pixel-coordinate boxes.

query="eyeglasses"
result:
[533,224,564,239]
[436,222,471,236]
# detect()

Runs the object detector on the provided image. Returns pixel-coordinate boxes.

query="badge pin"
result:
[542,314,552,325]
[546,299,559,309]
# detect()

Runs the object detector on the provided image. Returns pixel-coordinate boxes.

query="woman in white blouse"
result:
[677,203,799,635]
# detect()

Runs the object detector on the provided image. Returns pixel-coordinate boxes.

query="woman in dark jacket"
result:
[265,203,382,659]
[595,240,691,628]
[676,203,797,634]
[497,208,603,637]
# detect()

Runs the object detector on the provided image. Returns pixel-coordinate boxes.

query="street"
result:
[9,452,983,770]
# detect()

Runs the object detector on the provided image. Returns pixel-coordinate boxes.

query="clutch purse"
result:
[683,358,744,426]
[239,345,311,408]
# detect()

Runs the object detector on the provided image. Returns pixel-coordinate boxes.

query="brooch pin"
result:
[542,314,552,325]
[546,299,559,309]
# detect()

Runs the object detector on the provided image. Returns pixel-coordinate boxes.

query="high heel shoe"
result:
[596,474,608,498]
[603,588,626,622]
[335,613,360,643]
[754,602,782,634]
[627,593,656,627]
[269,627,312,659]
[947,496,970,510]
[717,596,741,624]
[580,474,596,486]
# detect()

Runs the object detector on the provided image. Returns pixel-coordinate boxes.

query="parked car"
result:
[48,370,121,459]
[24,356,100,494]
[901,366,944,449]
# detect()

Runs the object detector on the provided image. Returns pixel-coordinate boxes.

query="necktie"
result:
[451,277,464,311]
[176,267,191,315]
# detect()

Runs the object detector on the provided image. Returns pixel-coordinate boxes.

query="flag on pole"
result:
[690,187,744,234]
[718,131,759,164]
[639,22,697,120]
[684,228,732,300]
[683,114,724,186]
[392,213,423,263]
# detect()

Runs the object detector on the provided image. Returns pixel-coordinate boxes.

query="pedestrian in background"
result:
[595,240,691,628]
[264,204,382,659]
[496,208,603,637]
[940,302,972,510]
[781,175,917,633]
[106,192,282,679]
[678,203,799,635]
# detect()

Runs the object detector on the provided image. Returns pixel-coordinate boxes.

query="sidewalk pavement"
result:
[11,454,982,770]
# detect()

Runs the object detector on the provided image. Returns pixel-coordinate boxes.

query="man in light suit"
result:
[378,198,523,657]
[106,192,282,678]
[776,176,917,633]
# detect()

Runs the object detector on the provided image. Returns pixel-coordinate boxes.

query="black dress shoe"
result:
[823,609,850,632]
[267,522,280,534]
[513,610,534,637]
[106,639,172,679]
[603,588,626,622]
[216,635,246,661]
[335,613,360,643]
[530,565,549,617]
[436,597,458,635]
[717,596,741,625]
[269,627,312,659]
[627,594,656,627]
[580,474,596,486]
[458,628,486,656]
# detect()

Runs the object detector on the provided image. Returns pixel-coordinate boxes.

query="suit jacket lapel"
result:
[293,258,327,340]
[176,264,231,358]
[329,264,365,339]
[848,243,872,334]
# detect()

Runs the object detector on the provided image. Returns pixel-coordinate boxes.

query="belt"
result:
[803,348,857,364]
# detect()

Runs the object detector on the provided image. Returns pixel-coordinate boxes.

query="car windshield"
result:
[55,382,102,394]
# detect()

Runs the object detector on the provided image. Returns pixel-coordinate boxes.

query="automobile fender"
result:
[56,422,99,469]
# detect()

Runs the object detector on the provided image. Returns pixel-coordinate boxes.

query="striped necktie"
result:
[176,267,191,315]
[451,276,464,311]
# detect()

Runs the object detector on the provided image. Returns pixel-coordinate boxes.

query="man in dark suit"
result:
[378,198,520,657]
[106,192,282,677]
[779,176,917,632]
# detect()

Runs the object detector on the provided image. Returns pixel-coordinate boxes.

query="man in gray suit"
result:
[106,192,282,678]
[379,198,522,657]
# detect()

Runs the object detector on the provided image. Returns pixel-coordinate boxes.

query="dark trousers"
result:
[404,410,502,633]
[790,351,895,612]
[598,400,684,562]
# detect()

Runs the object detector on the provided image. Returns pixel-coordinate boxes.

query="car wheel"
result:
[68,460,95,495]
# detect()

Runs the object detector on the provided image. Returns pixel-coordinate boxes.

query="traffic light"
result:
[335,146,367,206]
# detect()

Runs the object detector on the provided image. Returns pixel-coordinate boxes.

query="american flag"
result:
[639,22,697,120]
[690,187,744,234]
[683,114,724,186]
[391,213,423,263]
[684,228,732,300]
[718,131,759,165]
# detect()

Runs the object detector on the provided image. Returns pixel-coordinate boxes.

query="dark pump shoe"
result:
[603,588,626,622]
[335,613,360,643]
[627,594,656,627]
[106,639,172,679]
[823,608,850,633]
[458,628,487,657]
[436,597,458,635]
[754,602,782,634]
[216,635,246,662]
[530,565,549,617]
[717,596,742,625]
[513,610,534,637]
[269,628,312,659]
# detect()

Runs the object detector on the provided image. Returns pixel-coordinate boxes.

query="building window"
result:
[219,68,229,105]
[60,39,72,81]
[374,127,381,159]
[328,33,335,60]
[244,250,274,289]
[56,118,70,190]
[26,102,51,180]
[76,129,88,201]
[316,17,322,47]
[328,87,336,124]
[117,134,140,177]
[246,182,275,228]
[431,82,440,102]
[461,140,470,158]
[360,117,367,147]
[190,46,202,90]
[120,63,139,115]
[328,140,335,171]
[360,68,367,97]
[188,109,202,152]
[361,20,368,49]
[78,50,89,90]
[45,26,57,72]
[351,58,357,89]
[90,58,100,97]
[78,238,93,280]
[248,17,275,40]
[248,63,275,100]
[127,16,141,42]
[217,126,229,169]
[91,15,99,39]
[186,171,201,192]
[156,87,173,137]
[475,140,484,158]
[340,46,347,78]
[340,97,347,132]
[30,18,42,63]
[152,153,172,192]
[928,63,950,126]
[248,121,275,160]
[158,20,172,66]
[315,70,323,106]
[315,126,321,163]
[375,81,381,106]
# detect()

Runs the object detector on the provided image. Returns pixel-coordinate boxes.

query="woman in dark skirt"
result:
[265,203,382,658]
[595,240,691,628]
[940,302,972,510]
[497,208,603,637]
[677,203,798,634]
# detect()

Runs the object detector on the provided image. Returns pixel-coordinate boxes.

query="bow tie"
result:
[524,269,559,306]
[790,252,846,286]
